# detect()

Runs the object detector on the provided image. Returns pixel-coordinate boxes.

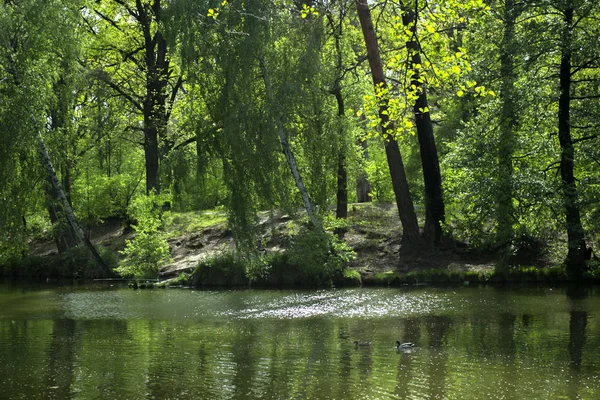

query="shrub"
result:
[115,193,172,279]
[287,228,356,284]
[191,252,248,287]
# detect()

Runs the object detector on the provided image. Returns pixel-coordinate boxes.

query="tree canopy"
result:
[1,0,599,279]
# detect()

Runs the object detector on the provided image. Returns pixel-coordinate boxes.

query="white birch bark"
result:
[33,116,109,274]
[258,57,321,230]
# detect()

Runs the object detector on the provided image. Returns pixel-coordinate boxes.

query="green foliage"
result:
[115,193,173,279]
[168,272,192,287]
[287,228,356,282]
[364,144,394,202]
[192,251,249,287]
[190,227,357,288]
[342,268,362,284]
[3,0,600,283]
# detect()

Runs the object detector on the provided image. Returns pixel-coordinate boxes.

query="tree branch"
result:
[166,76,183,121]
[94,9,122,31]
[172,136,197,152]
[112,0,139,19]
[572,134,598,144]
[90,70,144,112]
[571,94,600,100]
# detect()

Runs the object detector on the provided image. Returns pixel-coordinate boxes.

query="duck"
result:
[354,340,371,348]
[396,341,415,350]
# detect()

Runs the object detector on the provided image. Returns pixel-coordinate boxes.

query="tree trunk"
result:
[259,57,321,230]
[35,119,110,275]
[558,4,587,279]
[356,0,421,244]
[334,87,348,219]
[356,138,372,203]
[402,4,444,245]
[143,112,161,194]
[496,0,520,251]
[328,11,348,220]
[45,184,78,254]
[141,4,168,194]
[137,0,174,194]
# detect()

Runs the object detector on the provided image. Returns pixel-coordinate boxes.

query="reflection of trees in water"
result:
[425,316,452,400]
[393,316,453,399]
[393,317,419,399]
[84,320,136,398]
[230,319,259,400]
[568,311,587,370]
[6,287,600,399]
[498,312,517,399]
[403,317,421,345]
[566,284,589,370]
[521,313,533,328]
[44,318,76,399]
[566,285,589,400]
[262,319,294,399]
[334,321,354,400]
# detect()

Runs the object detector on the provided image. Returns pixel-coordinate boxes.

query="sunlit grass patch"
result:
[165,209,227,238]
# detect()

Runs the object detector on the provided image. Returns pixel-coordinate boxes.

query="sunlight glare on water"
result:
[219,289,452,319]
[1,283,600,399]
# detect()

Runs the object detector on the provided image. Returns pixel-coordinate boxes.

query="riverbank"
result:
[5,202,590,286]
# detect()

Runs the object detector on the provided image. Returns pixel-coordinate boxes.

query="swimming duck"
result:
[396,341,415,350]
[354,340,371,348]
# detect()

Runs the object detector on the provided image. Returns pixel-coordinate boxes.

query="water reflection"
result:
[1,285,600,399]
[426,316,452,399]
[566,286,589,400]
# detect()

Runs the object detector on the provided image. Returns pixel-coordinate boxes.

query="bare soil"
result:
[29,203,495,281]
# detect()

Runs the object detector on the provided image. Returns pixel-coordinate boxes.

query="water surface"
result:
[1,282,599,399]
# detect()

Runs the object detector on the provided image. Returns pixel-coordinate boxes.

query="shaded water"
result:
[1,282,599,399]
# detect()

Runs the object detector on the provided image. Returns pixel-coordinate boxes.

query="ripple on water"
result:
[217,289,454,320]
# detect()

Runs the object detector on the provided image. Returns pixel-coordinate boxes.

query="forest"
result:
[1,0,599,284]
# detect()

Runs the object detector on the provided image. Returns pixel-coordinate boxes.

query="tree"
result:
[495,0,523,251]
[355,0,421,245]
[555,1,588,277]
[259,56,321,229]
[326,5,349,220]
[87,0,183,194]
[0,0,109,273]
[35,116,110,275]
[401,1,445,244]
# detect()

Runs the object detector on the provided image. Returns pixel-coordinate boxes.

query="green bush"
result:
[286,228,356,284]
[191,251,248,287]
[115,193,172,279]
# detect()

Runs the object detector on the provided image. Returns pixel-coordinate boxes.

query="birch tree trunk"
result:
[258,57,321,230]
[34,118,110,275]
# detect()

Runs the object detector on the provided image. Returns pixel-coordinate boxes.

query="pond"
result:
[1,282,599,399]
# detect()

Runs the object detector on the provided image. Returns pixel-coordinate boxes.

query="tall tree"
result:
[401,1,445,244]
[0,0,109,272]
[356,0,421,244]
[496,0,522,252]
[259,56,321,229]
[35,117,109,274]
[326,7,349,220]
[556,1,587,277]
[88,0,183,194]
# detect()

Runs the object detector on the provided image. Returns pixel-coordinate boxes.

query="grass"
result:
[164,210,227,238]
[365,265,582,286]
